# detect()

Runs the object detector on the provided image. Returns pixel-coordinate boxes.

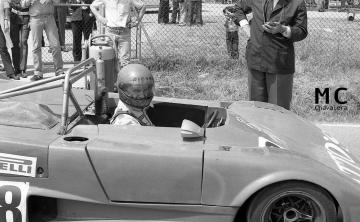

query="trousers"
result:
[158,0,170,23]
[10,12,30,72]
[55,5,67,47]
[171,0,180,22]
[0,26,14,76]
[248,68,294,110]
[107,28,131,70]
[30,14,63,76]
[71,12,96,61]
[226,31,239,59]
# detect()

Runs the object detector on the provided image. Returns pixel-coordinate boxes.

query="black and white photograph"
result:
[0,0,359,221]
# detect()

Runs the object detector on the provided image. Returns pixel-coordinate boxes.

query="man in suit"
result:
[234,0,308,110]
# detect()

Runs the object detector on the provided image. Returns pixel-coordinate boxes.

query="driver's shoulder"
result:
[111,113,141,126]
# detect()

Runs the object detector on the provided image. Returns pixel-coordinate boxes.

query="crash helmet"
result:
[117,64,155,109]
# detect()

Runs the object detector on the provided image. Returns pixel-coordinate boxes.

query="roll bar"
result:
[0,58,98,135]
[59,58,98,135]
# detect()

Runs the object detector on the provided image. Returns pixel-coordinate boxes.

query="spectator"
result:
[317,0,329,12]
[340,0,346,8]
[21,0,64,81]
[9,0,30,78]
[186,0,202,26]
[305,0,316,7]
[223,6,239,59]
[54,0,68,51]
[70,0,95,62]
[158,0,169,24]
[171,0,180,23]
[178,0,187,26]
[90,0,146,70]
[0,0,18,80]
[234,0,308,110]
[192,0,202,25]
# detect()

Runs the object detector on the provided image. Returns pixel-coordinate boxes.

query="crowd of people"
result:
[158,0,203,26]
[0,0,309,111]
[0,0,96,81]
[0,0,146,81]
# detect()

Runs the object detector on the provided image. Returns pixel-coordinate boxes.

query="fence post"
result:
[100,4,105,34]
[135,26,138,59]
[138,24,142,60]
[135,25,142,60]
[139,23,158,58]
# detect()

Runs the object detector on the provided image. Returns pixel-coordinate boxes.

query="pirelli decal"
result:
[0,153,37,177]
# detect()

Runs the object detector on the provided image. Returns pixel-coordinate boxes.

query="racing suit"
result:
[110,100,153,126]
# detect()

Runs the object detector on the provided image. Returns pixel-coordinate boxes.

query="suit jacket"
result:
[234,0,308,74]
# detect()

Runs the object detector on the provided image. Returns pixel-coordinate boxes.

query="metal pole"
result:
[0,84,63,100]
[70,67,96,84]
[69,90,84,118]
[135,26,138,59]
[139,24,142,60]
[59,58,96,135]
[0,75,66,95]
[100,4,105,35]
[140,23,158,58]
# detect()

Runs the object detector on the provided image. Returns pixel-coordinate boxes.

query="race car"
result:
[0,58,359,222]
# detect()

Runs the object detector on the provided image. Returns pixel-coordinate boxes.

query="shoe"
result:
[20,71,27,78]
[30,75,43,81]
[0,65,4,71]
[7,74,20,80]
[178,23,186,26]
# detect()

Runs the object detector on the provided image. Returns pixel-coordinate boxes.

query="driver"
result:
[110,64,154,126]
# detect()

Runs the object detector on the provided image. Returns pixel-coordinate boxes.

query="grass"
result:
[143,53,360,123]
[139,12,360,122]
[41,4,360,122]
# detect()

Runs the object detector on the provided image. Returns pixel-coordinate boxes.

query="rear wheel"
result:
[246,182,337,222]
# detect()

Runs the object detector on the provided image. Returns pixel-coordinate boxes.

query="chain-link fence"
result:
[41,1,360,67]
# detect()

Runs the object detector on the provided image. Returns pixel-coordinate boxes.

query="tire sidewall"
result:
[246,182,337,222]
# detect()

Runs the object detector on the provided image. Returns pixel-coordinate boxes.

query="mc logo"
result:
[315,87,348,105]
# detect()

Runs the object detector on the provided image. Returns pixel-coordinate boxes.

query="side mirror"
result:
[181,119,204,139]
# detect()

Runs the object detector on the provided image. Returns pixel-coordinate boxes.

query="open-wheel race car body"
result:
[0,59,360,222]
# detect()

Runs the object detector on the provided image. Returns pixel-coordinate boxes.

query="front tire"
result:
[246,182,337,222]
